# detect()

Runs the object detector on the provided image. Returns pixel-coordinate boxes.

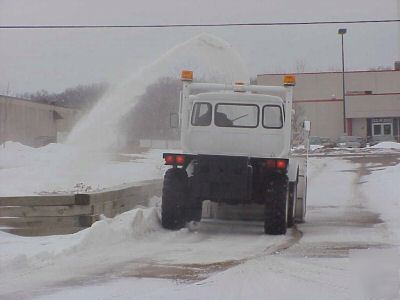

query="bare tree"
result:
[19,82,109,111]
[121,77,182,143]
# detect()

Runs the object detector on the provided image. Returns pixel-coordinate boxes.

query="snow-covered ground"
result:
[0,149,399,299]
[0,142,166,196]
[1,140,398,196]
[293,141,400,157]
[370,141,400,149]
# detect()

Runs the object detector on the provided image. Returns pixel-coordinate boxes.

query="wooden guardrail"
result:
[0,179,162,236]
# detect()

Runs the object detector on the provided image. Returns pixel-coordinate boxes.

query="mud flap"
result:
[295,173,307,223]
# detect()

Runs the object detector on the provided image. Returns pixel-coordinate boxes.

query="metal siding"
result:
[257,70,400,139]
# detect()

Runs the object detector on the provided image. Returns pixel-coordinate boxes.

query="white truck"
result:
[161,71,309,235]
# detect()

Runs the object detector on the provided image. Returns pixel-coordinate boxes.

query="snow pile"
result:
[370,141,400,149]
[0,142,165,196]
[310,144,324,151]
[0,141,32,151]
[0,208,161,272]
[74,208,160,250]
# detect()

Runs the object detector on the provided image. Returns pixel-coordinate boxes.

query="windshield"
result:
[215,104,259,128]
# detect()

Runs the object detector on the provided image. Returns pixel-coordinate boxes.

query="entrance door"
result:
[372,123,393,136]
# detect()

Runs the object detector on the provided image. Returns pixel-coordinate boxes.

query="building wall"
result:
[257,70,400,139]
[346,94,400,118]
[0,95,79,147]
[351,118,367,137]
[294,102,344,138]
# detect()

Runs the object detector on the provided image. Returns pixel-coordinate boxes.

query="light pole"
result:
[338,28,347,134]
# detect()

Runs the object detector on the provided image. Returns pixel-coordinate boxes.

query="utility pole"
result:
[338,28,347,134]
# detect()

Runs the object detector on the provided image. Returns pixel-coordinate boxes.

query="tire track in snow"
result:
[115,226,303,282]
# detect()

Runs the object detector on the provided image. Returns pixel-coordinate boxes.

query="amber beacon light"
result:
[283,75,296,86]
[181,70,193,81]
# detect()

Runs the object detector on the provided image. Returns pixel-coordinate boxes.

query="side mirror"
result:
[303,120,311,132]
[170,113,179,129]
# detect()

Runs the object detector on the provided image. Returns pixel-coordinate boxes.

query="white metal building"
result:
[0,95,80,147]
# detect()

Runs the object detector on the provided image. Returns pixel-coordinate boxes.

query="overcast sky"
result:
[0,0,399,94]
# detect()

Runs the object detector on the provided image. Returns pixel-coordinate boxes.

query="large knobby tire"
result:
[287,182,297,228]
[185,196,202,222]
[161,168,188,230]
[264,175,289,235]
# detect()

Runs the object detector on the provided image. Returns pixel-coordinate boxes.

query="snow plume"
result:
[67,33,249,151]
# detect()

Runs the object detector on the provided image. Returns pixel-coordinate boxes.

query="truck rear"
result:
[161,71,309,235]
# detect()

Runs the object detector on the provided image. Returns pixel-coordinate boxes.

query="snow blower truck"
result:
[161,70,309,235]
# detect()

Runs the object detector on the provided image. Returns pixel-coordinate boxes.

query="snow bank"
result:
[370,141,400,149]
[0,142,165,196]
[74,208,160,250]
[0,208,161,271]
[310,144,324,151]
[1,141,33,151]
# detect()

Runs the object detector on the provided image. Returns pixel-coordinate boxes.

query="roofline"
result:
[257,69,400,76]
[0,94,78,111]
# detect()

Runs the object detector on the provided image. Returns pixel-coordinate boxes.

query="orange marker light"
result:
[283,75,296,86]
[181,70,193,81]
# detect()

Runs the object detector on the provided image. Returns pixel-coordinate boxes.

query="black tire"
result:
[161,168,188,230]
[185,197,202,222]
[186,162,203,222]
[264,174,289,235]
[287,182,297,228]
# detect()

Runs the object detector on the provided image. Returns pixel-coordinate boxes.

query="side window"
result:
[191,102,212,126]
[263,105,283,129]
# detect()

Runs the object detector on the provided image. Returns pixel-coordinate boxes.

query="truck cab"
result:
[161,71,308,235]
[183,92,286,158]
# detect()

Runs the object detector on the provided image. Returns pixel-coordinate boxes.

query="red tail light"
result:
[164,154,186,166]
[165,155,175,165]
[265,159,287,170]
[265,159,276,169]
[175,155,185,165]
[276,160,287,170]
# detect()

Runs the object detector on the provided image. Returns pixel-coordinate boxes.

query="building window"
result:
[383,124,392,135]
[373,123,393,136]
[373,124,382,135]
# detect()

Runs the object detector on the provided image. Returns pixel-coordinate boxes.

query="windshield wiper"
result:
[231,113,249,122]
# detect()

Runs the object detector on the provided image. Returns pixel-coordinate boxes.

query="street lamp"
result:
[338,28,347,134]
